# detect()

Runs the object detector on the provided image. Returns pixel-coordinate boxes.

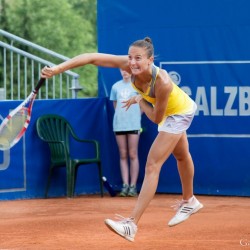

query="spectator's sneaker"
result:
[119,184,129,197]
[127,185,137,197]
[104,214,137,242]
[168,196,203,227]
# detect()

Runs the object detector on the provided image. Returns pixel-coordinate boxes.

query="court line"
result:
[188,134,250,138]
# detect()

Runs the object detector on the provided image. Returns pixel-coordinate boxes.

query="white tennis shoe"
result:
[105,214,137,242]
[168,195,203,227]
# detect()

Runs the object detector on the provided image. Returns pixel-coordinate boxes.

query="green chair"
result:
[36,114,104,198]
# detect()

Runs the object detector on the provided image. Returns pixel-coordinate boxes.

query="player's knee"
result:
[145,162,160,176]
[174,151,191,162]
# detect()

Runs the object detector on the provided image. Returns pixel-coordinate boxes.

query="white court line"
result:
[160,60,250,65]
[188,134,250,138]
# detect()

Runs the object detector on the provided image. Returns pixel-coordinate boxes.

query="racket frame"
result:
[0,78,45,150]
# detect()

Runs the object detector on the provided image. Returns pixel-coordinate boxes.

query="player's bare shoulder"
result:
[155,68,173,93]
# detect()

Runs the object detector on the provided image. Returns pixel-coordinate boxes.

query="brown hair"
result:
[130,37,154,58]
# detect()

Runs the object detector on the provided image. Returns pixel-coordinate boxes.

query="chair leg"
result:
[98,162,104,197]
[71,166,78,198]
[66,162,73,198]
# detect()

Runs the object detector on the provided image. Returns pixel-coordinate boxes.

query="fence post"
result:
[70,77,83,99]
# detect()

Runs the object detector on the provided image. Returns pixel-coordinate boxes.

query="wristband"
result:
[135,95,143,103]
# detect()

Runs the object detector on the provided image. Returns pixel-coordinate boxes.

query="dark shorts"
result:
[115,130,140,135]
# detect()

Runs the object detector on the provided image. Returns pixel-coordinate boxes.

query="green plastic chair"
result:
[36,114,104,198]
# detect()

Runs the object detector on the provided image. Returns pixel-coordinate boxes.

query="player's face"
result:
[128,46,153,75]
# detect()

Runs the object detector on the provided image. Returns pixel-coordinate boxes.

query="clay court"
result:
[0,194,249,250]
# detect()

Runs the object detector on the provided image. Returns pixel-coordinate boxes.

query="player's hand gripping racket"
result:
[0,77,45,150]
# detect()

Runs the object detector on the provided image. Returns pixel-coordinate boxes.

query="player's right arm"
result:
[41,53,130,78]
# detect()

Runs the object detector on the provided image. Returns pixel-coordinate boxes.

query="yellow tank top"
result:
[131,65,194,117]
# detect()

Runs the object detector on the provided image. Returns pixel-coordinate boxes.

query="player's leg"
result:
[173,132,194,200]
[130,131,182,224]
[105,131,182,241]
[168,132,203,226]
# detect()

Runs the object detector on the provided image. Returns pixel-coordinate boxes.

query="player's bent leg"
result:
[172,132,194,200]
[169,133,203,226]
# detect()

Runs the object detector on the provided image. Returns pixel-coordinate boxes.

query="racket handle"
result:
[34,78,46,93]
[102,176,116,197]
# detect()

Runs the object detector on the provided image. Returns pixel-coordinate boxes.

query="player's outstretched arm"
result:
[41,53,129,78]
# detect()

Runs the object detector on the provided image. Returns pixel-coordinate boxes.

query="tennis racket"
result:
[0,77,45,151]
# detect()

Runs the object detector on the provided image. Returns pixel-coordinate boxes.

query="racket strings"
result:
[0,79,44,151]
[0,108,29,149]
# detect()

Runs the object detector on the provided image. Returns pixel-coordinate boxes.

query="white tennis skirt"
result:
[158,103,197,134]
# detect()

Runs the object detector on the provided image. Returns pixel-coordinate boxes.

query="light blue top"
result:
[110,80,141,132]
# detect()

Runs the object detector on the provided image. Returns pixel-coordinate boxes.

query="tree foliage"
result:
[0,0,97,97]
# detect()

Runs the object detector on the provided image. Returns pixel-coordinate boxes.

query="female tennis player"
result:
[41,37,203,242]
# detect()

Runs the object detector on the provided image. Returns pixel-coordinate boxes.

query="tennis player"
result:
[41,37,203,242]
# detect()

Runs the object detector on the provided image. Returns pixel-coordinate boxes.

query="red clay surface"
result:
[0,194,249,250]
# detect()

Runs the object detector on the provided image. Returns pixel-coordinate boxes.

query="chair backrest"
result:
[36,114,72,163]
